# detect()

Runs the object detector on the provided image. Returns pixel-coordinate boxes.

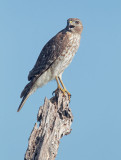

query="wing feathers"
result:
[28,29,69,81]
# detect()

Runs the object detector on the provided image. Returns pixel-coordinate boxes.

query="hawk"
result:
[17,18,83,112]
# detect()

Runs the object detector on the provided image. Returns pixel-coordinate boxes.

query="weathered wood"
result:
[25,90,73,160]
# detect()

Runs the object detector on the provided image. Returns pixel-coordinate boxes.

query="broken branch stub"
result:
[25,90,73,160]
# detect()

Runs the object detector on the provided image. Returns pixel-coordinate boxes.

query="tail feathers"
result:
[17,91,32,112]
[17,81,35,112]
[20,81,32,98]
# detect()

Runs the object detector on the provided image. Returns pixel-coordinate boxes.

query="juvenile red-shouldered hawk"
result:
[17,18,83,112]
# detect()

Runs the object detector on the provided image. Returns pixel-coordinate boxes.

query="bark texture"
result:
[25,90,73,160]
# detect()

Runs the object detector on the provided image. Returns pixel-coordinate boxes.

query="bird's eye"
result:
[75,21,79,24]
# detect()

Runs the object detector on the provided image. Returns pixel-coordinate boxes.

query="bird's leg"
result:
[58,76,71,99]
[55,76,63,90]
[53,76,64,95]
[53,76,71,101]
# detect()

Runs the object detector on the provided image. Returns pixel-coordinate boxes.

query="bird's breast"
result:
[51,33,81,77]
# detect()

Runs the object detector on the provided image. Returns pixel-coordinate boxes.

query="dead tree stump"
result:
[24,90,73,160]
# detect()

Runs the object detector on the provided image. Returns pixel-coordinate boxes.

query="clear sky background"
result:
[0,0,121,159]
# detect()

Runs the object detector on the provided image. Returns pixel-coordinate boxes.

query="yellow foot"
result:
[53,76,71,101]
[53,87,71,101]
[61,88,71,96]
[56,86,71,101]
[61,88,71,101]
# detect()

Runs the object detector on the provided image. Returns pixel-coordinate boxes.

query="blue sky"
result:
[0,0,121,159]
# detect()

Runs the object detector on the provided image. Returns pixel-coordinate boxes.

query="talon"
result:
[52,88,59,95]
[59,87,71,101]
[52,90,56,95]
[64,88,71,101]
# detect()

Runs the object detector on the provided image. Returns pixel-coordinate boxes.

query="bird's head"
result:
[66,18,83,34]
